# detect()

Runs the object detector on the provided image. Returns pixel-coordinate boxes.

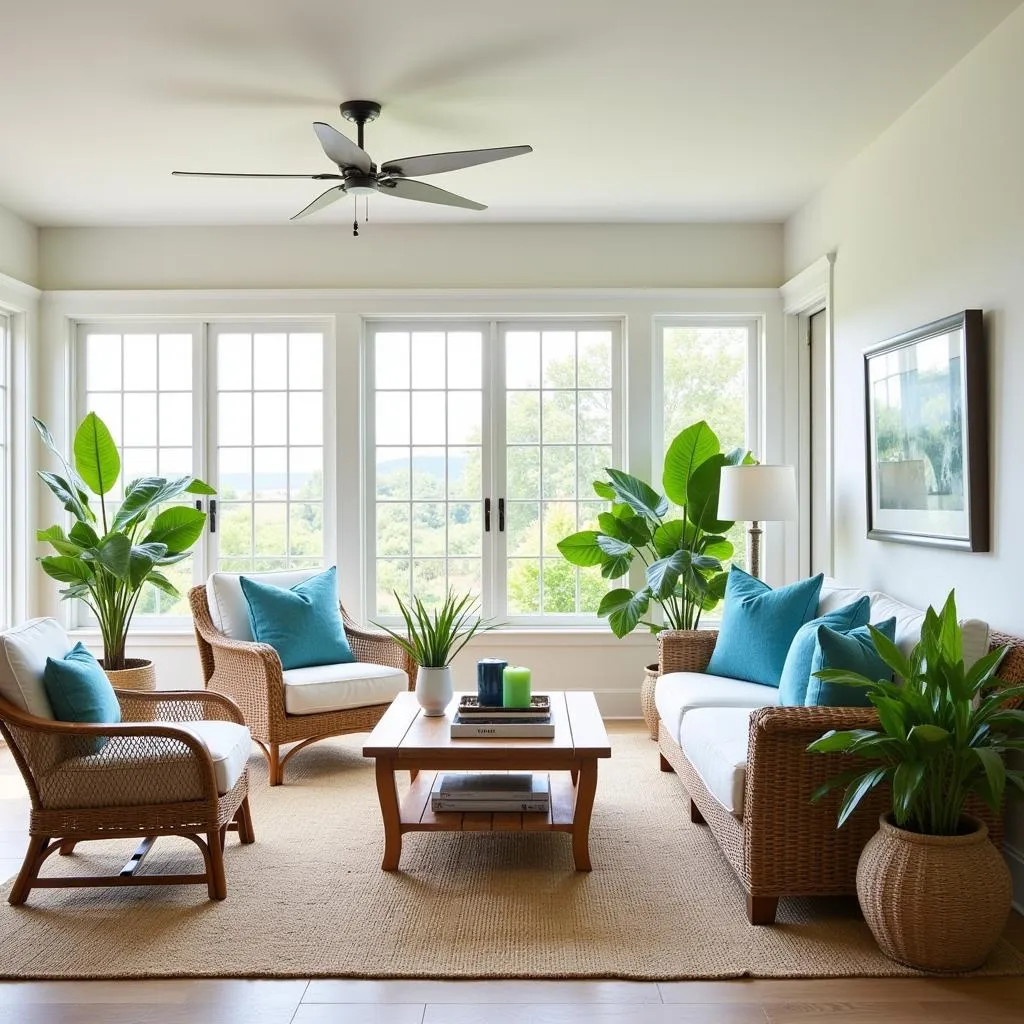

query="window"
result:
[81,327,200,617]
[0,312,9,627]
[656,318,760,570]
[76,321,328,625]
[366,320,622,623]
[211,328,325,575]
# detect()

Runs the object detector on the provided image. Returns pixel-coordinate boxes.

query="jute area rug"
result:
[1,723,1023,980]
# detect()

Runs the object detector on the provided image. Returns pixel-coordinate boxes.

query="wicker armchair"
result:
[190,585,416,786]
[656,628,1020,925]
[0,688,254,905]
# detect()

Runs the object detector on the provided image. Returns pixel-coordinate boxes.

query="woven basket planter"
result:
[641,663,660,740]
[101,658,157,692]
[857,813,1011,972]
[658,629,718,675]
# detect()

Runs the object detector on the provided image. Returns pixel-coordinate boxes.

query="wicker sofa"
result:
[655,578,1018,925]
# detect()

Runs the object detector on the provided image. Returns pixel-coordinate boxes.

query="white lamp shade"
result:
[717,465,797,523]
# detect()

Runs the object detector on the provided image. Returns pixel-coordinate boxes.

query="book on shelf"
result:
[449,714,555,738]
[430,773,550,813]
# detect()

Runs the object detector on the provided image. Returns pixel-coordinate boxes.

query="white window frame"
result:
[363,317,624,627]
[72,317,334,629]
[0,311,10,629]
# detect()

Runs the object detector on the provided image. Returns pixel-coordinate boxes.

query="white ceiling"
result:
[1,0,1019,227]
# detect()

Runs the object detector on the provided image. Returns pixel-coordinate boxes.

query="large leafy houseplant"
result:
[557,420,751,637]
[35,413,215,670]
[808,591,1024,834]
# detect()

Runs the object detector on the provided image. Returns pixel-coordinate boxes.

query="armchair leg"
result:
[59,839,78,856]
[235,797,256,844]
[8,835,49,906]
[660,753,674,773]
[269,743,283,786]
[206,829,228,900]
[747,894,779,925]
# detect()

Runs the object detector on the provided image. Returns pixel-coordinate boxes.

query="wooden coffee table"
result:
[363,690,611,872]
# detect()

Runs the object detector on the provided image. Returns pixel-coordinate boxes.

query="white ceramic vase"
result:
[415,666,453,716]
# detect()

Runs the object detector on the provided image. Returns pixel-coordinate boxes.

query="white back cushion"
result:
[0,617,70,718]
[206,568,324,641]
[817,577,869,616]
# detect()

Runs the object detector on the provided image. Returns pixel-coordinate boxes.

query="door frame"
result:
[781,253,836,578]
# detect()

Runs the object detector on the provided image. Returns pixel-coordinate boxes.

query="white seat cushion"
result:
[0,617,69,719]
[654,671,775,746]
[177,720,251,794]
[679,707,751,818]
[206,568,323,641]
[37,720,251,808]
[282,662,407,715]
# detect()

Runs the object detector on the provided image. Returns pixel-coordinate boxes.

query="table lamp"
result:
[717,465,797,578]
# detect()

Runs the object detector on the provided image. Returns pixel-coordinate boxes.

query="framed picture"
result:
[864,309,989,551]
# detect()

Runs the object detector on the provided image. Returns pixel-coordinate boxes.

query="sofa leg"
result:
[659,753,674,773]
[689,798,705,824]
[747,894,779,926]
[268,743,282,786]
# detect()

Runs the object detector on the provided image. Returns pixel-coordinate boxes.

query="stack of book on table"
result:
[449,694,554,738]
[431,772,550,813]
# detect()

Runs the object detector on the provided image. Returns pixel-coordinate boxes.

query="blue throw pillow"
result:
[43,642,121,753]
[805,617,898,707]
[706,568,824,687]
[777,596,871,706]
[239,566,355,671]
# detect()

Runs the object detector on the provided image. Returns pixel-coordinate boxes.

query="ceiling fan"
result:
[172,100,532,235]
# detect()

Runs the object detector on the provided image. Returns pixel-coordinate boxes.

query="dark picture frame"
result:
[864,309,988,551]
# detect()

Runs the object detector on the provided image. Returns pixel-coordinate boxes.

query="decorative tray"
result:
[457,694,550,715]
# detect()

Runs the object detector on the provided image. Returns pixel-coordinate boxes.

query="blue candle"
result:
[476,658,506,706]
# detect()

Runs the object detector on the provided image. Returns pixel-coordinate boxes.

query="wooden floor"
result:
[1,739,1023,1022]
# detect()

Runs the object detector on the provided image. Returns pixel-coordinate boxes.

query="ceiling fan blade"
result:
[172,171,343,179]
[313,122,372,173]
[380,178,486,211]
[381,145,532,179]
[290,185,347,221]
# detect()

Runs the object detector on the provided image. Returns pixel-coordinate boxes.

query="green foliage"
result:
[34,415,214,670]
[373,589,499,668]
[558,420,749,636]
[808,591,1024,835]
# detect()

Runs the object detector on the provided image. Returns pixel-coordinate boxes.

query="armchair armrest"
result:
[115,687,245,725]
[342,609,418,688]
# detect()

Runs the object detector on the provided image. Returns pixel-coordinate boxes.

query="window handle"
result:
[484,497,491,532]
[209,498,217,534]
[498,498,505,532]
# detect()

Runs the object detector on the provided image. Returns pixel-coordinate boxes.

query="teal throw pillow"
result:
[777,596,871,706]
[805,617,898,707]
[43,642,121,753]
[239,566,355,671]
[706,568,824,687]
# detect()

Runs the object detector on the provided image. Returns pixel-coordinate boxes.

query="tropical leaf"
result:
[69,521,100,548]
[837,767,889,828]
[700,535,734,561]
[556,531,605,568]
[36,525,85,557]
[652,519,688,558]
[599,552,633,579]
[592,481,616,500]
[645,550,693,600]
[39,555,93,586]
[663,421,720,505]
[605,469,669,520]
[143,505,207,553]
[146,571,180,598]
[595,534,631,558]
[685,453,733,533]
[90,533,131,578]
[38,471,93,523]
[597,588,651,638]
[73,412,120,496]
[185,478,217,495]
[113,476,198,531]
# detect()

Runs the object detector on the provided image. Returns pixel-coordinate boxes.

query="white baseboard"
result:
[1006,843,1024,915]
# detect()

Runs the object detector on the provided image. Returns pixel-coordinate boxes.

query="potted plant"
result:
[808,591,1024,972]
[557,420,750,738]
[374,589,498,715]
[34,413,214,688]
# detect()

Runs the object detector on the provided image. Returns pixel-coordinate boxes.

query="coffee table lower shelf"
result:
[399,771,577,834]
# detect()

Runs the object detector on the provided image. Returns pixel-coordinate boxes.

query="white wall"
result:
[785,4,1024,901]
[0,203,38,288]
[38,222,782,291]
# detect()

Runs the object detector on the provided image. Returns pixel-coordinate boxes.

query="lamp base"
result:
[749,522,762,579]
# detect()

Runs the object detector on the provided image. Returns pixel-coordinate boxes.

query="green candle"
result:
[502,665,532,708]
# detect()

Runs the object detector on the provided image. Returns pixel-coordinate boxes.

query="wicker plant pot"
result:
[658,629,718,675]
[100,658,157,692]
[857,813,1011,973]
[641,663,660,740]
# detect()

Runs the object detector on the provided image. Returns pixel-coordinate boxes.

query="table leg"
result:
[374,758,403,871]
[571,759,598,872]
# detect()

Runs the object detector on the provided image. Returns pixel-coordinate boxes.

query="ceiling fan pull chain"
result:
[352,196,359,237]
